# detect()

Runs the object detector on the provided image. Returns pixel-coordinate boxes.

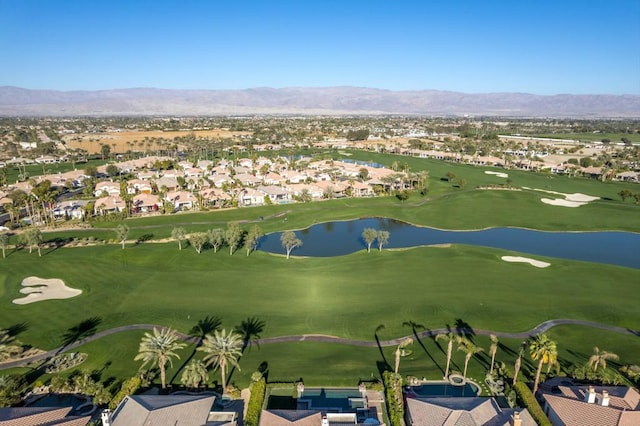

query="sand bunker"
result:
[13,277,82,305]
[501,256,550,268]
[523,187,599,208]
[485,171,509,178]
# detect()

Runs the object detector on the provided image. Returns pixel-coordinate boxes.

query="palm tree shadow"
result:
[498,342,517,357]
[227,317,267,385]
[374,324,390,371]
[6,322,29,337]
[190,316,223,345]
[454,318,475,341]
[169,316,223,386]
[235,317,266,353]
[59,317,102,351]
[404,321,444,376]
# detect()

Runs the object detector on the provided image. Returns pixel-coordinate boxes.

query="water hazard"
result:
[258,218,640,269]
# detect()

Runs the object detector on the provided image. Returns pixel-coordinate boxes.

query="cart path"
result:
[1,319,637,370]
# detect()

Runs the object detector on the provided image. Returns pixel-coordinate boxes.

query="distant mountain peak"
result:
[0,86,637,117]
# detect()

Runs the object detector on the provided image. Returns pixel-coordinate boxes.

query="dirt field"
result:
[62,129,252,154]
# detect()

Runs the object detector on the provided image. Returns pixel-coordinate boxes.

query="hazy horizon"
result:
[1,0,639,95]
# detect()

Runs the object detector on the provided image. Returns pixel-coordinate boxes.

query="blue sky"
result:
[1,0,639,94]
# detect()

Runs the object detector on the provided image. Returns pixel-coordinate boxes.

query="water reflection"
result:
[257,218,640,269]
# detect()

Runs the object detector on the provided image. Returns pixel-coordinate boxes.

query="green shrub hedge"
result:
[244,377,266,426]
[108,376,142,410]
[513,381,551,426]
[383,371,404,426]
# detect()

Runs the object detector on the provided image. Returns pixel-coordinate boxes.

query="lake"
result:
[257,218,640,269]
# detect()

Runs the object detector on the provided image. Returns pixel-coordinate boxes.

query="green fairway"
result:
[2,151,639,390]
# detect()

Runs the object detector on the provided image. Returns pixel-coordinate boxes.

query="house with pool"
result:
[259,384,385,425]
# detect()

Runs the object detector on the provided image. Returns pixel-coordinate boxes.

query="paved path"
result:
[1,319,637,370]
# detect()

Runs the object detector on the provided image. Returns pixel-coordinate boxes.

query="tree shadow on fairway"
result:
[6,322,29,337]
[498,342,518,357]
[374,324,391,372]
[454,318,475,341]
[403,321,444,376]
[60,317,102,350]
[227,317,267,386]
[170,316,223,386]
[235,316,266,353]
[189,315,223,344]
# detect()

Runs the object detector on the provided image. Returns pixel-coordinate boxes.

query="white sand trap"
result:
[13,277,82,305]
[522,187,599,208]
[502,256,550,268]
[485,171,509,178]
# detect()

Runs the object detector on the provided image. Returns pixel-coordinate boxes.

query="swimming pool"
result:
[298,388,364,411]
[407,382,480,397]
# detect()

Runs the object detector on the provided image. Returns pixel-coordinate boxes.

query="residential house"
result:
[102,394,230,426]
[94,195,126,215]
[126,179,153,194]
[239,188,265,206]
[235,173,263,187]
[199,188,232,208]
[154,176,180,192]
[0,406,90,426]
[53,200,89,220]
[132,193,161,213]
[94,181,121,197]
[257,185,292,203]
[166,190,198,211]
[540,382,640,426]
[261,172,285,186]
[405,397,536,426]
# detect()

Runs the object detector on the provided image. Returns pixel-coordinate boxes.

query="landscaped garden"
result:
[1,151,639,403]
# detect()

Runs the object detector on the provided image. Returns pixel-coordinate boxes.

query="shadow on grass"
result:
[404,321,444,376]
[170,316,223,386]
[374,324,390,372]
[6,322,29,337]
[60,317,102,349]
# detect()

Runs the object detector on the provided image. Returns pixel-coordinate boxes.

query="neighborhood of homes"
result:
[1,136,638,222]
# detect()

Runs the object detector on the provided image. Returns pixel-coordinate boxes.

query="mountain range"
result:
[0,86,638,118]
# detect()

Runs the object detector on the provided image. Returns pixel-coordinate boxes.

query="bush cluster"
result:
[382,371,404,426]
[244,377,266,426]
[513,381,551,426]
[109,376,142,410]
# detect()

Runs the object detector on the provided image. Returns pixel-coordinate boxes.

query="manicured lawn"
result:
[1,242,638,385]
[2,151,639,390]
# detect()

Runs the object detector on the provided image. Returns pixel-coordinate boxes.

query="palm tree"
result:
[180,359,209,389]
[489,334,499,375]
[435,332,456,379]
[198,329,243,392]
[588,346,619,373]
[529,334,557,394]
[134,327,186,389]
[0,330,22,361]
[0,233,9,259]
[394,337,413,375]
[512,341,526,386]
[457,338,484,380]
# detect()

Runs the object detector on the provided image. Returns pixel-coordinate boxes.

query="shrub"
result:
[244,377,266,426]
[513,381,551,426]
[383,371,404,426]
[109,376,142,410]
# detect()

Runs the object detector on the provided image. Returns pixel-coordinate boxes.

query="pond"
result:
[257,218,640,269]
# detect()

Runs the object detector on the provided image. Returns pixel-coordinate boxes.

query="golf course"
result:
[1,152,639,390]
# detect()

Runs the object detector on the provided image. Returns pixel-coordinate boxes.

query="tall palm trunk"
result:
[220,358,227,391]
[463,353,471,379]
[533,358,544,394]
[159,356,167,388]
[513,355,521,386]
[444,340,452,378]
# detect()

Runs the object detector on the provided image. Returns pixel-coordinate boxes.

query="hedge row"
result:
[383,371,404,426]
[513,381,551,426]
[108,376,142,410]
[244,377,266,426]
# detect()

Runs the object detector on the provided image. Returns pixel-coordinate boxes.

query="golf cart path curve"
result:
[1,318,637,370]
